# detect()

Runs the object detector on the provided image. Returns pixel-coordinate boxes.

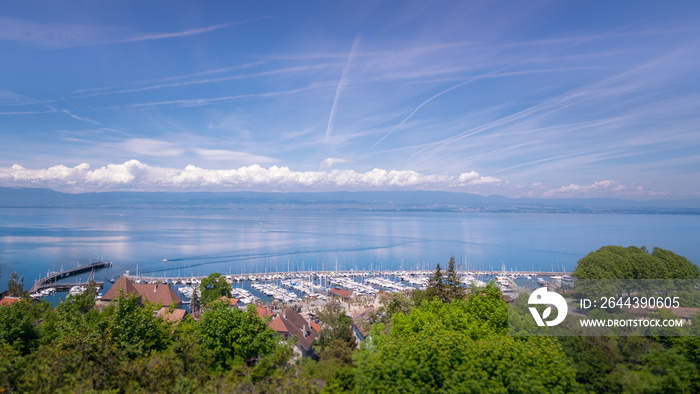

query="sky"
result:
[1,1,699,198]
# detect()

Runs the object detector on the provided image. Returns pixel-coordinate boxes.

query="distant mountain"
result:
[0,187,699,213]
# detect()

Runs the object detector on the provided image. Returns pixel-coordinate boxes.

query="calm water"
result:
[0,208,698,293]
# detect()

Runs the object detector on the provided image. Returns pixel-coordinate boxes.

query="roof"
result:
[267,308,318,351]
[311,321,321,332]
[102,276,182,307]
[269,315,288,332]
[219,296,239,307]
[352,307,376,337]
[0,297,22,307]
[329,288,353,298]
[102,276,138,301]
[256,305,273,320]
[157,307,188,324]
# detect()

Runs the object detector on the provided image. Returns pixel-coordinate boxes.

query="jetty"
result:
[30,261,112,293]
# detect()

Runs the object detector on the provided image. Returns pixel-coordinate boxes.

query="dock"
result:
[30,261,112,293]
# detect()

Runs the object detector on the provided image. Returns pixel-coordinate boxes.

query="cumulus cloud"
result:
[0,160,502,192]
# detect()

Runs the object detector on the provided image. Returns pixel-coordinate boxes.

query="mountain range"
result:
[1,187,699,213]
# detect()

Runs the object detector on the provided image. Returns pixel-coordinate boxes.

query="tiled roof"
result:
[101,276,182,307]
[157,307,187,323]
[101,276,138,301]
[268,308,318,351]
[269,315,288,332]
[329,288,353,298]
[352,307,376,337]
[256,305,273,320]
[0,297,22,307]
[133,283,182,307]
[219,296,239,307]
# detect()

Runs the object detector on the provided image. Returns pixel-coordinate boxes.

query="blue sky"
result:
[1,1,699,198]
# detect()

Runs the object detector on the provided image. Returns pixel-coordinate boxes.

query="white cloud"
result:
[320,158,348,168]
[0,160,503,192]
[542,180,667,198]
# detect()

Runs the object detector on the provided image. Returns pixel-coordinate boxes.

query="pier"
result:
[30,261,112,293]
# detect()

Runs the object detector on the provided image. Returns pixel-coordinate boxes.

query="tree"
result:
[198,301,281,369]
[190,286,201,313]
[445,255,465,301]
[354,297,579,393]
[315,300,356,359]
[199,273,232,306]
[7,272,25,297]
[377,291,413,325]
[66,279,98,314]
[426,262,447,303]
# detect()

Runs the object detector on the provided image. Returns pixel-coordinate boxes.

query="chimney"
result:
[283,309,287,320]
[153,285,157,293]
[303,324,307,337]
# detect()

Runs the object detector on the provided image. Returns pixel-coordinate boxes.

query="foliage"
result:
[377,290,414,325]
[198,300,281,369]
[426,262,448,303]
[354,296,579,393]
[0,298,45,354]
[200,272,233,306]
[574,245,699,280]
[2,246,698,392]
[445,255,465,301]
[7,272,26,297]
[315,300,356,364]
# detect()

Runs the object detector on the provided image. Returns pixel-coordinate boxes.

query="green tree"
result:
[199,272,232,306]
[377,290,414,325]
[315,300,356,363]
[445,255,465,301]
[198,300,281,369]
[7,272,25,297]
[354,296,579,393]
[0,298,44,354]
[426,262,447,303]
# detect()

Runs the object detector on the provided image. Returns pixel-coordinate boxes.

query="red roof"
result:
[256,305,274,320]
[329,288,353,298]
[269,315,288,332]
[311,321,321,332]
[267,308,318,351]
[219,296,239,307]
[0,297,22,307]
[102,276,182,307]
[157,307,188,324]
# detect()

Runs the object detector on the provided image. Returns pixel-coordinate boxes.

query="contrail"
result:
[366,76,480,152]
[324,34,361,143]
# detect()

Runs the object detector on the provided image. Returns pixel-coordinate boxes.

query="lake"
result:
[0,208,698,293]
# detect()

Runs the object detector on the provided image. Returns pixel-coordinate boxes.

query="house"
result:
[328,288,353,300]
[0,296,23,307]
[100,276,183,308]
[268,307,318,357]
[219,296,239,308]
[156,307,188,324]
[255,305,275,321]
[351,307,376,343]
